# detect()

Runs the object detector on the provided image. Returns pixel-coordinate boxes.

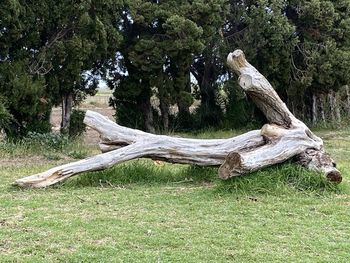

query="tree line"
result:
[1,0,350,138]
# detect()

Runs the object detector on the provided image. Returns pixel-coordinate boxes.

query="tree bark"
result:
[319,94,326,123]
[141,99,155,134]
[191,52,221,125]
[223,50,340,181]
[312,93,318,125]
[14,50,341,188]
[15,112,264,187]
[61,93,73,134]
[345,85,350,116]
[333,91,341,123]
[159,97,170,131]
[328,91,336,123]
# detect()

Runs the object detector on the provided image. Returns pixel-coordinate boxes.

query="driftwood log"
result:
[15,50,341,188]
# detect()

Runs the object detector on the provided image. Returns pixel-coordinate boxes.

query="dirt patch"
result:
[51,103,115,146]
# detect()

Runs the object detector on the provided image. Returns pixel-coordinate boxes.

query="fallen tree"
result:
[15,50,341,188]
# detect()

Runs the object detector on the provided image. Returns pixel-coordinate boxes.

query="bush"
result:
[68,109,86,138]
[23,132,69,150]
[222,80,264,129]
[0,61,52,138]
[0,100,12,132]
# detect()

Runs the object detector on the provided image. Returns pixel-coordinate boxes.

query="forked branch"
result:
[14,50,341,188]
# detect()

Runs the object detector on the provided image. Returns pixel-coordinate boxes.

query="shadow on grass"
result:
[61,159,341,195]
[63,159,218,188]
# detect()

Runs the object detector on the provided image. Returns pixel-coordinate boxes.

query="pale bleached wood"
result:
[219,124,322,179]
[15,110,264,187]
[14,49,342,188]
[84,110,263,154]
[223,50,341,182]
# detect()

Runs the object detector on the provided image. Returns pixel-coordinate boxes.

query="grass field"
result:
[0,129,349,262]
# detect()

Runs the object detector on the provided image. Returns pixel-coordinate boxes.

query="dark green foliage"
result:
[0,99,12,131]
[109,0,227,132]
[68,109,86,138]
[67,150,88,159]
[0,0,123,138]
[222,0,297,123]
[0,1,53,137]
[41,0,123,106]
[223,80,257,129]
[285,0,350,119]
[1,0,350,134]
[0,62,51,138]
[22,132,69,151]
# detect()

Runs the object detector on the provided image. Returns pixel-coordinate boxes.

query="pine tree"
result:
[0,0,51,137]
[286,0,350,121]
[109,0,226,132]
[32,0,123,133]
[223,0,297,127]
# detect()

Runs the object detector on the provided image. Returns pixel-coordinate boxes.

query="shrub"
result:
[0,100,13,132]
[0,61,52,138]
[68,109,86,138]
[23,132,69,150]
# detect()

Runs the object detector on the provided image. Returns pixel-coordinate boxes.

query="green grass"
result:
[0,130,350,262]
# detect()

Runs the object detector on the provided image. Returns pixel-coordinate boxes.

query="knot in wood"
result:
[260,124,285,141]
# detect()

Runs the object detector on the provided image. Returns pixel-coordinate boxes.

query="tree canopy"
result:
[1,0,350,137]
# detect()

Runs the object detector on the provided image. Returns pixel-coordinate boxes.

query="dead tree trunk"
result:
[14,50,341,188]
[222,50,340,181]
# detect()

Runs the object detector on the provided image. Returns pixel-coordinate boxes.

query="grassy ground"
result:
[0,129,349,262]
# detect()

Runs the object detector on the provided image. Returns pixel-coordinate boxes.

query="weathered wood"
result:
[14,49,342,188]
[15,110,265,187]
[223,50,340,182]
[218,124,322,179]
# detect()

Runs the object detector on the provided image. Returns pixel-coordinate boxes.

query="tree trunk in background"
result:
[177,99,190,115]
[141,99,155,134]
[328,91,336,123]
[61,93,73,134]
[159,97,169,132]
[200,82,216,109]
[345,85,350,117]
[199,70,220,125]
[191,52,220,126]
[176,73,191,115]
[319,94,326,123]
[312,93,317,124]
[334,91,341,123]
[170,54,193,118]
[290,101,295,116]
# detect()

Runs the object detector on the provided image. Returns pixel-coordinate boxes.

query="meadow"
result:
[0,128,349,262]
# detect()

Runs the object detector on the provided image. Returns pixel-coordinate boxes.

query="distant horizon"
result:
[98,80,109,91]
